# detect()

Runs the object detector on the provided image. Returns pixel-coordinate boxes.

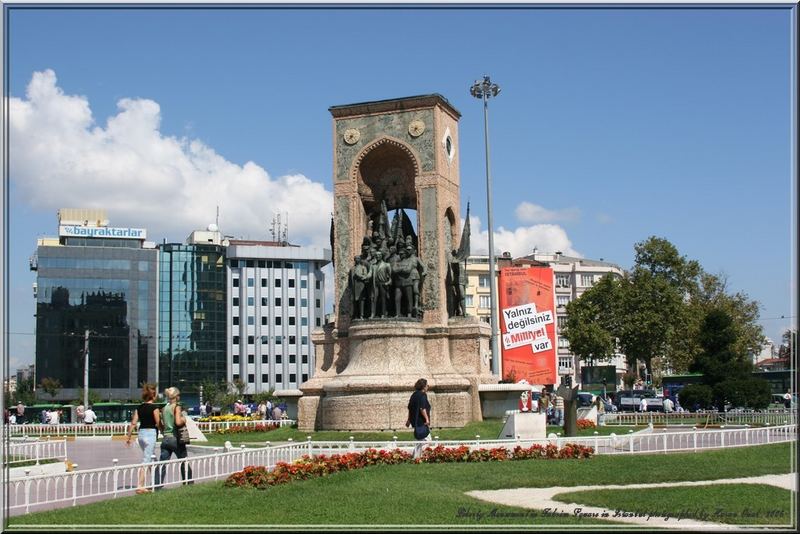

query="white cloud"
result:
[9,69,333,246]
[515,201,580,224]
[468,215,581,258]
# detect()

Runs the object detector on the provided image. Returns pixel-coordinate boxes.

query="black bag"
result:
[414,425,429,440]
[173,405,190,445]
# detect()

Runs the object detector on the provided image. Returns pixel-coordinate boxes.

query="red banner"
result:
[498,266,557,385]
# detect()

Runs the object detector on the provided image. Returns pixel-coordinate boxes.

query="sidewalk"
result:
[466,473,796,530]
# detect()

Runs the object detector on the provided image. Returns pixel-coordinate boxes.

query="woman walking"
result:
[156,387,193,488]
[126,383,161,494]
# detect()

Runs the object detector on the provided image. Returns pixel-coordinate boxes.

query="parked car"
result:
[577,392,595,407]
[614,390,664,412]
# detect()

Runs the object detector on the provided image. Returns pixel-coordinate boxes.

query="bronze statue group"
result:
[348,201,470,320]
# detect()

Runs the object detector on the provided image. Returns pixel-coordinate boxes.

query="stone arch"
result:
[443,207,457,255]
[351,136,422,215]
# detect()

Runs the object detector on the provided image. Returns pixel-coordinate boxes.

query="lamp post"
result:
[83,329,91,410]
[470,75,501,376]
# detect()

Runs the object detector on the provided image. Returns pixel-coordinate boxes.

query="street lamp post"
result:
[83,329,90,410]
[470,75,502,376]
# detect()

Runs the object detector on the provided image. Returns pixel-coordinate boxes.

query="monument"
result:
[298,95,497,431]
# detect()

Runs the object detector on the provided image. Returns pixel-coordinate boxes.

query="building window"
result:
[301,279,307,289]
[302,374,308,382]
[275,317,282,326]
[315,318,321,327]
[557,295,570,307]
[302,354,308,364]
[233,278,240,288]
[248,354,255,364]
[289,317,296,326]
[465,295,474,307]
[275,279,282,288]
[246,260,254,268]
[289,297,295,306]
[233,336,240,345]
[301,336,308,345]
[261,278,267,287]
[288,279,296,288]
[289,373,296,383]
[262,373,269,382]
[276,355,282,364]
[301,298,307,307]
[233,374,240,381]
[247,316,255,326]
[262,354,269,364]
[301,317,308,326]
[556,274,570,288]
[276,374,282,383]
[247,278,255,287]
[248,374,255,383]
[262,317,267,326]
[558,356,573,369]
[247,296,254,306]
[289,335,296,345]
[233,316,240,326]
[262,297,268,306]
[316,280,321,290]
[233,355,240,364]
[233,297,239,307]
[247,335,254,345]
[557,315,567,332]
[581,274,594,287]
[230,260,239,268]
[275,336,282,345]
[558,337,570,349]
[289,354,296,364]
[479,295,491,309]
[261,335,269,344]
[316,299,320,308]
[479,275,490,288]
[258,260,266,268]
[275,297,282,306]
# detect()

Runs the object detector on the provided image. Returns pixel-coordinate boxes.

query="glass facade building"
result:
[158,243,227,404]
[33,240,158,400]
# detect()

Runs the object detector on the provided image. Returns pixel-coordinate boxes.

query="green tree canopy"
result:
[39,377,62,400]
[563,274,620,365]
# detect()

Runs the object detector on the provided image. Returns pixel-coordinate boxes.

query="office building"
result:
[31,209,158,401]
[227,240,331,394]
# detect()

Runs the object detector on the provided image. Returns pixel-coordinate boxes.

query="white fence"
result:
[5,439,68,466]
[5,424,796,515]
[603,409,796,427]
[4,419,295,438]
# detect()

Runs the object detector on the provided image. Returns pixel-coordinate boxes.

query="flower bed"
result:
[577,419,597,430]
[214,423,281,435]
[225,444,594,490]
[199,415,264,423]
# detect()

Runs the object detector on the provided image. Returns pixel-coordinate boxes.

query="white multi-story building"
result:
[226,240,331,395]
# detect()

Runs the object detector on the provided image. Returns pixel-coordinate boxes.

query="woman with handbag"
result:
[155,387,192,489]
[125,383,161,494]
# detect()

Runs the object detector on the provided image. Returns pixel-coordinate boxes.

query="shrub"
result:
[714,378,772,410]
[678,384,714,410]
[577,419,597,430]
[215,423,280,435]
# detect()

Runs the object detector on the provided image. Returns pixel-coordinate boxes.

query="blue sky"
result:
[5,5,795,370]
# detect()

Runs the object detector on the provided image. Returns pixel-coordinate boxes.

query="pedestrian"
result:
[639,397,648,413]
[257,401,267,420]
[554,394,565,426]
[405,378,432,459]
[84,405,96,424]
[76,404,85,424]
[9,413,16,425]
[530,392,539,413]
[40,409,48,424]
[205,400,212,418]
[783,390,792,409]
[15,402,25,424]
[594,395,606,425]
[663,397,674,413]
[125,383,161,494]
[271,404,282,421]
[155,387,193,489]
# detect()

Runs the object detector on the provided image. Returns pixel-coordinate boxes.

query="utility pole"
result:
[83,329,90,409]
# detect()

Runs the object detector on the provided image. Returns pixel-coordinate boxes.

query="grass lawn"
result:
[9,442,793,528]
[196,419,641,447]
[553,484,794,526]
[4,457,61,468]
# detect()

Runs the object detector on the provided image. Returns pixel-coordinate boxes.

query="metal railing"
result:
[603,409,796,427]
[5,439,68,467]
[4,419,296,438]
[5,424,795,515]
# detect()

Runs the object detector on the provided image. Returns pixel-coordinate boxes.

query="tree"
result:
[76,388,102,406]
[12,376,36,406]
[230,379,247,399]
[778,328,796,360]
[563,274,621,366]
[199,379,228,406]
[39,377,62,400]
